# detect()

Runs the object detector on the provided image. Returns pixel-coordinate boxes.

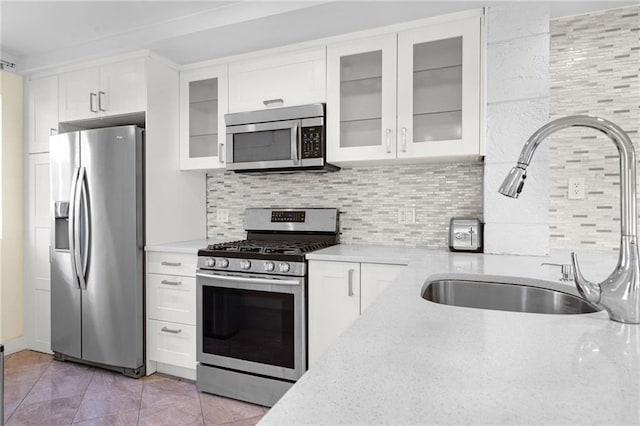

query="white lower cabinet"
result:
[146,251,197,378]
[148,320,196,368]
[308,260,405,366]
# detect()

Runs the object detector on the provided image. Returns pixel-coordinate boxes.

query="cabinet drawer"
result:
[147,252,197,276]
[148,274,196,325]
[148,319,196,369]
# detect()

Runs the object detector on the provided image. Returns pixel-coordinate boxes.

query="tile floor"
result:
[3,350,267,425]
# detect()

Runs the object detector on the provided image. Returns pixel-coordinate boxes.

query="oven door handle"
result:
[197,273,301,286]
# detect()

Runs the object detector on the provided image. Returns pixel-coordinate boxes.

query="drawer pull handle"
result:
[348,268,354,297]
[161,280,182,286]
[263,98,284,107]
[161,261,182,267]
[161,327,182,334]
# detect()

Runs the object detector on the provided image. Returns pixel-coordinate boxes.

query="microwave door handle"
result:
[291,121,300,165]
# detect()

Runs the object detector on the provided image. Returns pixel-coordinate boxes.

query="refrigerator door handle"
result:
[68,167,81,290]
[73,167,88,290]
[80,170,91,282]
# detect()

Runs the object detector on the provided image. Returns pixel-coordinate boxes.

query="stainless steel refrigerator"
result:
[50,125,145,377]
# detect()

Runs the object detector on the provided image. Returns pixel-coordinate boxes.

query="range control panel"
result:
[301,126,324,159]
[271,210,306,223]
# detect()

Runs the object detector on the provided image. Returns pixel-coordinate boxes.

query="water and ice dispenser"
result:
[54,201,70,251]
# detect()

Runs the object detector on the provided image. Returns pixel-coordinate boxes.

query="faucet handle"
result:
[571,252,601,303]
[541,262,574,281]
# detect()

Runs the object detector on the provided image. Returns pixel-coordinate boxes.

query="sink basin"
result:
[422,277,600,315]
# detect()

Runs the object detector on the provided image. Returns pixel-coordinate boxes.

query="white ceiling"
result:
[1,0,637,74]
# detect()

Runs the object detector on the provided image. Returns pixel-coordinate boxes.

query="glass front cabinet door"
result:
[397,15,481,159]
[179,65,228,171]
[327,13,482,164]
[326,34,397,163]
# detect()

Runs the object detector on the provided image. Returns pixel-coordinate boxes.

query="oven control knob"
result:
[218,258,229,268]
[264,261,275,272]
[278,263,291,273]
[205,258,216,268]
[240,260,252,270]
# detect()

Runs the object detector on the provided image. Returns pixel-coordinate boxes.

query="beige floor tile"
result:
[199,393,266,426]
[71,410,139,426]
[22,372,93,405]
[138,397,204,426]
[140,377,199,409]
[6,395,82,426]
[42,360,95,380]
[73,393,142,423]
[84,370,144,399]
[142,373,172,384]
[5,350,53,370]
[219,414,265,426]
[4,379,36,422]
[5,362,49,388]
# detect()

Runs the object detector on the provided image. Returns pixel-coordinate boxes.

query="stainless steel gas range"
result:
[196,208,339,407]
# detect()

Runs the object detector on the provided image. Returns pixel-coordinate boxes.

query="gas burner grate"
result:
[206,240,332,256]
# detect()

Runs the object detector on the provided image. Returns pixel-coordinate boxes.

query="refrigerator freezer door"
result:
[50,132,82,359]
[80,126,144,370]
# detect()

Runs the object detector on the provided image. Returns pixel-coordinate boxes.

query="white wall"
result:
[0,70,25,343]
[483,4,551,256]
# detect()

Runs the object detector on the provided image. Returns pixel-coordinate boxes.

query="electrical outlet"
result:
[398,207,416,225]
[568,177,585,200]
[216,208,229,223]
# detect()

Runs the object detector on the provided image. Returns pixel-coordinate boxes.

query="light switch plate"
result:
[398,207,416,225]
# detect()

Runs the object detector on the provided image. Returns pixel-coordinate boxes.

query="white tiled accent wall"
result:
[549,5,640,251]
[206,162,483,246]
[483,4,551,255]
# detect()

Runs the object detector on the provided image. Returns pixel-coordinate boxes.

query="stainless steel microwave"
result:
[225,103,339,173]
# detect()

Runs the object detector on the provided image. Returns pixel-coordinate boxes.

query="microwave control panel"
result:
[301,126,324,159]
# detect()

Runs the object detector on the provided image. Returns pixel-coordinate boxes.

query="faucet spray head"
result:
[499,166,527,198]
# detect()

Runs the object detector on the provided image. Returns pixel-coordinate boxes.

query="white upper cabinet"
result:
[27,75,58,153]
[228,47,326,113]
[327,14,482,164]
[326,34,397,163]
[58,57,146,122]
[397,16,481,159]
[179,64,228,171]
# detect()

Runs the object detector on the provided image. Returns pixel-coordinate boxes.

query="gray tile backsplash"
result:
[206,162,484,246]
[549,6,640,250]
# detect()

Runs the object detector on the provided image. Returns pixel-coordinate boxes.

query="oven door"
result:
[196,271,306,381]
[226,120,302,171]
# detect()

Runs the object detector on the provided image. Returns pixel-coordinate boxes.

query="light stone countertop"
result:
[306,244,430,265]
[144,239,212,254]
[262,247,639,425]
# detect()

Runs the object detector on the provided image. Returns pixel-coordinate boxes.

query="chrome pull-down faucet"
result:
[499,115,640,324]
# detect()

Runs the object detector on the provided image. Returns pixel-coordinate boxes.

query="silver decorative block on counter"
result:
[449,218,483,252]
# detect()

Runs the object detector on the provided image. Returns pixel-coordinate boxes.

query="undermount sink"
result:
[422,276,601,315]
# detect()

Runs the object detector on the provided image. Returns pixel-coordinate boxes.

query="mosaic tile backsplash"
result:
[549,6,640,250]
[206,162,484,246]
